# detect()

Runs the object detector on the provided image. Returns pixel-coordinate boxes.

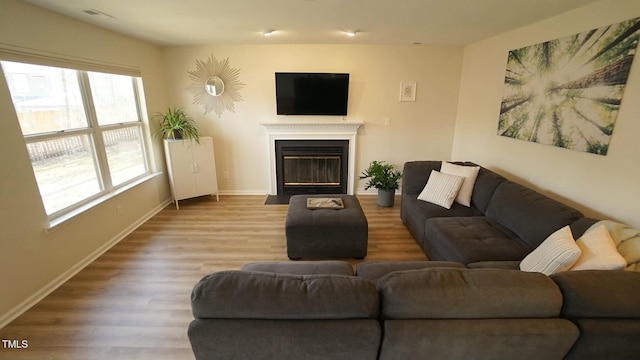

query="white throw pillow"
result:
[440,162,480,207]
[417,170,464,209]
[570,224,627,271]
[520,226,581,275]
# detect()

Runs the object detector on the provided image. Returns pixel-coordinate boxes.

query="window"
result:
[1,60,151,220]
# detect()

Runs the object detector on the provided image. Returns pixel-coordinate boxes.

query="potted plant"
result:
[359,160,402,207]
[153,107,200,143]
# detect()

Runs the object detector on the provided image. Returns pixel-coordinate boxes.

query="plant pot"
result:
[377,189,395,207]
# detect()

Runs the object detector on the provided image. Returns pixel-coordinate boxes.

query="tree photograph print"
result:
[498,17,640,155]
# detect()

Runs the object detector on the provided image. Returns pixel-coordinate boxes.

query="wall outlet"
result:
[223,171,230,179]
[384,117,391,126]
[116,204,123,216]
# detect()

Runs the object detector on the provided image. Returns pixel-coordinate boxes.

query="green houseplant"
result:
[153,107,200,143]
[359,160,402,207]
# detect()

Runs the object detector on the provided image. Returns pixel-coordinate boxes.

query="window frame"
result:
[2,59,153,224]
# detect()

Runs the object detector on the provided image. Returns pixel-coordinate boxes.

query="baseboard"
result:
[0,199,172,329]
[356,188,377,195]
[216,190,401,196]
[216,189,401,196]
[356,187,402,195]
[218,190,271,195]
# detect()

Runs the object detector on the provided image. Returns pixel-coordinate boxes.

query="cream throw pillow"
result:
[440,162,480,207]
[571,224,627,271]
[417,170,464,209]
[520,226,581,275]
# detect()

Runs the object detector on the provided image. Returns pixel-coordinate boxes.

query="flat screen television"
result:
[275,72,349,116]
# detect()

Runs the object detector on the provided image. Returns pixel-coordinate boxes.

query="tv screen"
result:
[275,72,349,116]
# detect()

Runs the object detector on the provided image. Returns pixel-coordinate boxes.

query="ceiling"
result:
[22,0,603,47]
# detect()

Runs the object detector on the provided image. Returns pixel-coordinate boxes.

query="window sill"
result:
[45,172,163,233]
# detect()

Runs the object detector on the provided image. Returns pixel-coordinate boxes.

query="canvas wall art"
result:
[497,17,640,155]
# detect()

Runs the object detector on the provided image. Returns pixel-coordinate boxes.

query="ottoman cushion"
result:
[286,195,368,259]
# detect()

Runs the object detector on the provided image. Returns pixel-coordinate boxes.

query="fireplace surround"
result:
[261,122,363,195]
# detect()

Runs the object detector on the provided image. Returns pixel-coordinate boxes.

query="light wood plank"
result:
[0,195,426,359]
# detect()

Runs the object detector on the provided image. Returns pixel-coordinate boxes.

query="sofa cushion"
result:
[401,161,444,195]
[551,270,640,318]
[570,217,600,239]
[562,319,640,360]
[401,196,479,249]
[417,170,464,209]
[355,261,465,281]
[379,319,579,360]
[571,224,626,271]
[466,164,507,213]
[378,268,563,319]
[520,226,581,275]
[189,319,381,360]
[191,271,378,319]
[241,260,355,276]
[423,216,531,264]
[485,181,583,248]
[467,261,521,270]
[401,161,505,213]
[402,196,480,219]
[440,162,480,207]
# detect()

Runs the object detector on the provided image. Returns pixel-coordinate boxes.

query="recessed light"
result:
[263,30,275,37]
[346,31,357,37]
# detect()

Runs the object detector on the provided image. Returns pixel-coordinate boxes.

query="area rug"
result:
[264,195,291,205]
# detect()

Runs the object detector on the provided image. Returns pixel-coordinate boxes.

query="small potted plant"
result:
[359,160,402,207]
[153,107,200,143]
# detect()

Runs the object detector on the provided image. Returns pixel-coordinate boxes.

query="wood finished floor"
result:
[0,195,427,360]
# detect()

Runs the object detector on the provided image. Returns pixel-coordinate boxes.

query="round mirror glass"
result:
[205,76,225,96]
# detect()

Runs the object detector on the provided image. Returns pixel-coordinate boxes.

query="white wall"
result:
[453,0,640,228]
[0,0,171,326]
[162,44,464,193]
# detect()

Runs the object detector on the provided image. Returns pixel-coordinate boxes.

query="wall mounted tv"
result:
[275,72,349,116]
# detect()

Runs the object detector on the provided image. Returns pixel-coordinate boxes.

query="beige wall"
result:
[0,3,464,325]
[453,0,640,229]
[5,0,638,329]
[0,0,171,325]
[162,44,463,193]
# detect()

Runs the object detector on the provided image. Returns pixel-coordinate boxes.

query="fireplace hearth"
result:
[275,140,348,195]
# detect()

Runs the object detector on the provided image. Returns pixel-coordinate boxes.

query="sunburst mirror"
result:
[187,55,245,117]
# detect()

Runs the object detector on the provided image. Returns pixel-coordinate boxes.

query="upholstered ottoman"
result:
[286,195,368,259]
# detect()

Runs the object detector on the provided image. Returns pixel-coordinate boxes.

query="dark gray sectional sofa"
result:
[188,261,640,360]
[401,161,598,265]
[188,161,640,359]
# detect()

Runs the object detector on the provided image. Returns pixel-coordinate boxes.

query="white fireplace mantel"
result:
[261,121,364,195]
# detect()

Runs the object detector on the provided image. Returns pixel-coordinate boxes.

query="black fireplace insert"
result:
[275,140,349,195]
